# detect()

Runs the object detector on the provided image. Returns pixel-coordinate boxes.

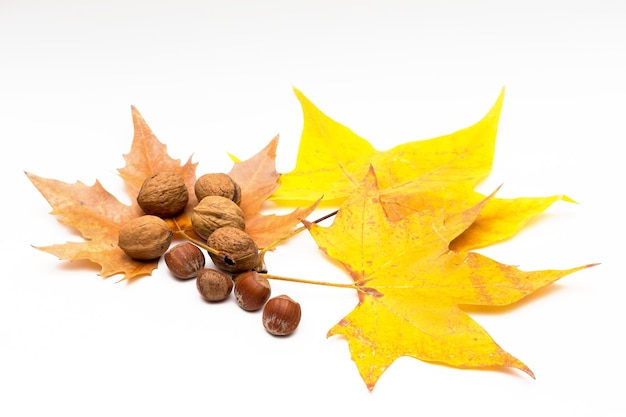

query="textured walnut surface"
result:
[137,171,189,217]
[191,195,245,239]
[194,172,242,205]
[207,226,259,273]
[118,215,173,260]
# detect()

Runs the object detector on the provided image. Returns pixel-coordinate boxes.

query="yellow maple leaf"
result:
[306,167,595,391]
[274,88,570,250]
[379,181,574,252]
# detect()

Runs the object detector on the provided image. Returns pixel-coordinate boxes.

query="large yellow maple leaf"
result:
[274,88,570,251]
[306,167,595,391]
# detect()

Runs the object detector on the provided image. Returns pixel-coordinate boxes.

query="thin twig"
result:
[263,273,356,290]
[171,218,221,256]
[259,209,338,264]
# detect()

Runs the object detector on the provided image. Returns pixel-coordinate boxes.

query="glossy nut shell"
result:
[164,242,205,279]
[262,295,301,336]
[233,271,271,311]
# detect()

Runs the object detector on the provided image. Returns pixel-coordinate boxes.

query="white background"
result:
[1,1,624,416]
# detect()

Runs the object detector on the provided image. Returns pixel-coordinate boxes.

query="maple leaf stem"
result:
[258,209,338,264]
[263,273,356,290]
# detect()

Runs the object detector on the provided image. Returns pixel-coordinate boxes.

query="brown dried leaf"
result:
[228,136,319,248]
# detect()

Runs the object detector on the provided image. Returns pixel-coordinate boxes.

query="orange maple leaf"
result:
[306,167,596,391]
[27,107,197,279]
[28,108,319,279]
[118,106,199,231]
[228,136,319,249]
[25,173,155,278]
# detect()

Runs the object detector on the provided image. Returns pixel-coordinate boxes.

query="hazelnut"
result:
[196,268,233,302]
[195,173,242,205]
[118,215,173,260]
[137,171,189,217]
[191,195,245,240]
[164,242,205,279]
[233,271,271,311]
[262,295,301,336]
[207,227,259,273]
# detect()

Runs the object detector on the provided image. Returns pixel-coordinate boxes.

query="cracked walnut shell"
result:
[207,226,259,273]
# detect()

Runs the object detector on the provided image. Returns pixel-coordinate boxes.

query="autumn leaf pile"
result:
[27,87,596,391]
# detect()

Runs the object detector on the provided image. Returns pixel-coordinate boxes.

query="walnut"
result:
[191,195,245,240]
[118,215,173,260]
[207,226,259,273]
[137,171,189,217]
[194,173,242,205]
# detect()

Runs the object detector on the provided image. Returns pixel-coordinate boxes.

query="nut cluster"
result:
[117,170,301,336]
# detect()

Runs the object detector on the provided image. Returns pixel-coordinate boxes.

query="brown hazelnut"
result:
[191,195,245,240]
[262,295,301,336]
[194,173,242,205]
[118,215,173,260]
[164,242,205,279]
[196,268,233,302]
[233,271,271,311]
[137,171,189,217]
[207,227,259,273]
